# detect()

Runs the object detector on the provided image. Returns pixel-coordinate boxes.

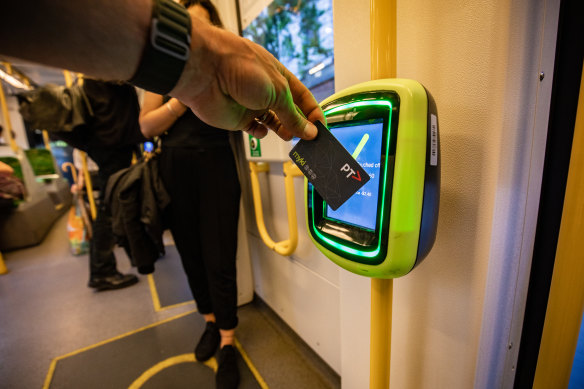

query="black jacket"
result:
[105,157,169,274]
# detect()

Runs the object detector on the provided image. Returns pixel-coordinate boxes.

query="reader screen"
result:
[326,120,384,231]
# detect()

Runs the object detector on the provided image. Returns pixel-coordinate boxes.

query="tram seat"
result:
[0,147,71,251]
[24,148,72,213]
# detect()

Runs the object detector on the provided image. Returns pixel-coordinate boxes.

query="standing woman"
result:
[139,2,241,387]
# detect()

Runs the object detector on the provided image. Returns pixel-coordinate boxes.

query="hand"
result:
[170,20,323,141]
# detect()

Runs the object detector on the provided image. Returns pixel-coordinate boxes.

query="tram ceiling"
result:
[1,57,65,89]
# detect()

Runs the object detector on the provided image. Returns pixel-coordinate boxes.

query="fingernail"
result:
[304,122,317,139]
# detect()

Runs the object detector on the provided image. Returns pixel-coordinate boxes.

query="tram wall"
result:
[234,0,550,388]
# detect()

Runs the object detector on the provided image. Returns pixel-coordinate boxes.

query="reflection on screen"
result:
[325,121,383,231]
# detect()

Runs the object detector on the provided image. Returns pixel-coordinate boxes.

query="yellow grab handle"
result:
[249,161,302,256]
[61,162,78,185]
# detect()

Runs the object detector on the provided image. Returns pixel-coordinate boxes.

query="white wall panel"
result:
[249,234,341,372]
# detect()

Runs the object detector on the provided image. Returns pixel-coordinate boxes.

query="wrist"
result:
[169,20,216,103]
[166,99,186,118]
[129,0,192,94]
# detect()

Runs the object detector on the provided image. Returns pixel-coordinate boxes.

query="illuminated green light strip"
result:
[324,100,393,115]
[313,99,393,258]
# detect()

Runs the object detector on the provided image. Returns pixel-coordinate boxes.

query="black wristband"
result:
[129,0,192,95]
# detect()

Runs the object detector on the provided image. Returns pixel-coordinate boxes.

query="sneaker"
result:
[88,272,138,291]
[195,321,220,361]
[216,345,240,389]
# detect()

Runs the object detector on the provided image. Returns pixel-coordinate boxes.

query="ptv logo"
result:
[340,163,362,181]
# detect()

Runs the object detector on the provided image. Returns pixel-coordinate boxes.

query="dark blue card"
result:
[289,121,370,210]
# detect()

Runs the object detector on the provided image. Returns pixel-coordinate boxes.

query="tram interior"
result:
[1,0,583,388]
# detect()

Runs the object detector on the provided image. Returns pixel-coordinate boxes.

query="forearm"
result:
[139,97,186,138]
[0,0,151,81]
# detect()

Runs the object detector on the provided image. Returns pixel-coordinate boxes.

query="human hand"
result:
[170,20,323,141]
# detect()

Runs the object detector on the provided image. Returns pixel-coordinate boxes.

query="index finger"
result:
[268,66,323,140]
[287,71,326,125]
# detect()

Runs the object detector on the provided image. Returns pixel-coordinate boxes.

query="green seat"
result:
[24,149,59,180]
[0,156,25,181]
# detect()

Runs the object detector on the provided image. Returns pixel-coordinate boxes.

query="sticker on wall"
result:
[249,135,261,157]
[430,114,438,166]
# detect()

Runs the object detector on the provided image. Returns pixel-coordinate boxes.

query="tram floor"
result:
[0,214,340,389]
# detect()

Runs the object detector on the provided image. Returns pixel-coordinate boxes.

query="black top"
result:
[47,79,146,151]
[161,97,230,149]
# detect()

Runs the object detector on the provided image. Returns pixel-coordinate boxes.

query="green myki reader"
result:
[305,79,440,278]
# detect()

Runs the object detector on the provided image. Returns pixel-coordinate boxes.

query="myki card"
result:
[289,121,370,210]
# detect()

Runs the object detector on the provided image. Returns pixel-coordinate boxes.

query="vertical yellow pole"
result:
[532,67,584,388]
[0,251,7,275]
[0,70,20,153]
[370,1,396,389]
[0,63,16,275]
[63,70,96,220]
[42,131,52,151]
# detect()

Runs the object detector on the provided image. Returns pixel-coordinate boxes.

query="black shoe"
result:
[195,321,220,361]
[88,272,138,291]
[216,345,239,389]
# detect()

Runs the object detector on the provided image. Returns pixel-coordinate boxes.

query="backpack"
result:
[18,83,93,132]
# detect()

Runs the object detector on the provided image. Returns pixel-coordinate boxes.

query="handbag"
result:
[67,192,92,255]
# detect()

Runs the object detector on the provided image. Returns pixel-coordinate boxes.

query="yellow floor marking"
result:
[234,338,270,389]
[147,254,195,312]
[148,273,196,312]
[43,309,197,389]
[128,353,217,389]
[147,273,162,311]
[43,312,269,389]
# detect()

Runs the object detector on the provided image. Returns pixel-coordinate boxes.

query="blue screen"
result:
[326,121,384,231]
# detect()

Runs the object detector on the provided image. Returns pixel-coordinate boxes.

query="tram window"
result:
[242,0,335,103]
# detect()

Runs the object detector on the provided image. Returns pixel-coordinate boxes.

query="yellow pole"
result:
[80,150,96,220]
[0,73,19,153]
[63,70,96,220]
[42,131,52,151]
[370,1,396,389]
[0,62,18,275]
[0,251,8,275]
[532,66,584,389]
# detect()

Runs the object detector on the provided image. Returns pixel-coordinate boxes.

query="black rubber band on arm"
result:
[129,0,192,95]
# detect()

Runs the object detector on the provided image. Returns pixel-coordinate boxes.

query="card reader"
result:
[305,79,440,278]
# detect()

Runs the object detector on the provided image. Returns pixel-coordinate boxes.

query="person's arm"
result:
[0,161,14,176]
[0,0,322,140]
[0,0,150,81]
[139,93,187,139]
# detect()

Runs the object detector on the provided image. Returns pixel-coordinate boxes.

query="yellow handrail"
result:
[249,161,302,256]
[61,162,78,185]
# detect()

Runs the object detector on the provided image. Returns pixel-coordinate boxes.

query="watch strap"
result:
[129,0,192,95]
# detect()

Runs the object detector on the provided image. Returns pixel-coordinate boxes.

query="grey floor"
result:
[0,214,340,389]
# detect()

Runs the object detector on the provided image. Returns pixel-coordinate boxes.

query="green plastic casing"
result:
[305,79,439,278]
